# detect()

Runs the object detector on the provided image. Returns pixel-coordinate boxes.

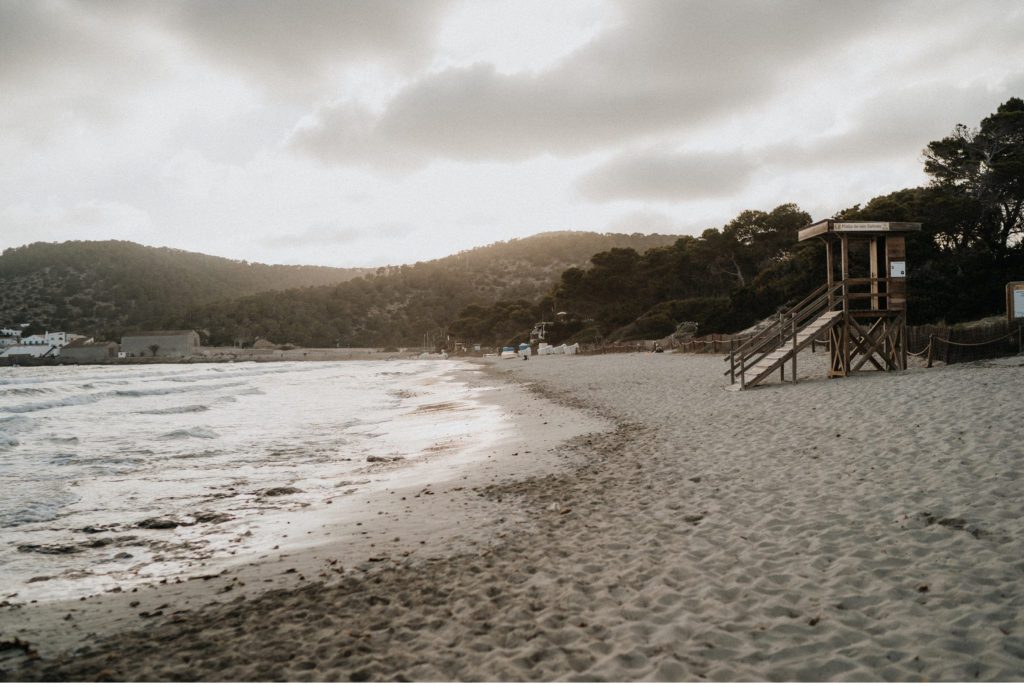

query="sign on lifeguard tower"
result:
[1008,282,1024,322]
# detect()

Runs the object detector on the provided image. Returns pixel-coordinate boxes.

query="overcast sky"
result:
[3,0,1023,267]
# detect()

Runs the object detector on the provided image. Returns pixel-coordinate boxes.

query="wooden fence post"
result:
[926,334,934,368]
[792,317,798,383]
[729,339,735,385]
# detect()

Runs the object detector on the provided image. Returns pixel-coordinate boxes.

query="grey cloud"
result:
[0,2,161,137]
[151,0,452,92]
[293,0,892,165]
[288,102,417,170]
[578,77,1024,203]
[0,0,452,141]
[769,77,1024,169]
[577,150,756,202]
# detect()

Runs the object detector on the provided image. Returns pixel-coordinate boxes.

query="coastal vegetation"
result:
[178,232,680,347]
[452,98,1024,345]
[0,241,369,340]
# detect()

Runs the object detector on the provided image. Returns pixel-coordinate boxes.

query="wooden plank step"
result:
[731,309,843,388]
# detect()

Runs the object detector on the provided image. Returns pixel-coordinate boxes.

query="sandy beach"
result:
[3,350,1023,681]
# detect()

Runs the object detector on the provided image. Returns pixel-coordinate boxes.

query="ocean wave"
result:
[136,404,210,415]
[158,427,219,440]
[45,435,80,444]
[0,381,247,414]
[0,485,80,527]
[113,381,245,398]
[47,453,142,469]
[0,386,53,396]
[0,415,36,432]
[0,392,105,414]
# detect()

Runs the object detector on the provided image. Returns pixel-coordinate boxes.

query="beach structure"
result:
[1007,281,1024,322]
[726,220,920,389]
[121,330,200,358]
[59,340,120,363]
[0,344,57,360]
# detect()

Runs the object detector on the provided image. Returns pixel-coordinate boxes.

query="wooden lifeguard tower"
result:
[726,220,921,389]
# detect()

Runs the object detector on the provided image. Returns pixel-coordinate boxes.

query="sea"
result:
[0,360,510,602]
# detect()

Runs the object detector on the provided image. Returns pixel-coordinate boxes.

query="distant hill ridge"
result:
[0,232,681,344]
[0,240,370,338]
[181,231,682,347]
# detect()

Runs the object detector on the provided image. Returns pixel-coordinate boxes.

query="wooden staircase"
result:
[725,283,843,390]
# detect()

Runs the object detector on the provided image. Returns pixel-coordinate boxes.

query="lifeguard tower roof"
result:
[798,220,921,242]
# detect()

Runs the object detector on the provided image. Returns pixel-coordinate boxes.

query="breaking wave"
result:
[158,427,219,440]
[136,404,210,415]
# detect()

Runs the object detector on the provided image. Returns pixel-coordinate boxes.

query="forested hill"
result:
[181,231,681,347]
[0,240,369,338]
[452,97,1024,347]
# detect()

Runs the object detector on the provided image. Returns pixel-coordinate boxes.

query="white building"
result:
[19,331,86,349]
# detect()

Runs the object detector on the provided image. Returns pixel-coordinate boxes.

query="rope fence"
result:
[908,321,1022,367]
[575,320,1022,368]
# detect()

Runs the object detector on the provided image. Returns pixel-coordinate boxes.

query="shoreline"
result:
[0,347,444,367]
[4,351,1023,681]
[0,361,609,677]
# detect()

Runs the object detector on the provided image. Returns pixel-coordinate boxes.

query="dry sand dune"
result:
[4,351,1024,680]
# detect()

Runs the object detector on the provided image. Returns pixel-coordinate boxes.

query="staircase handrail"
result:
[730,287,837,375]
[724,282,843,383]
[724,282,829,363]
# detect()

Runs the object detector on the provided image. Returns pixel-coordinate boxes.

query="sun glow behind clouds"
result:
[434,0,619,74]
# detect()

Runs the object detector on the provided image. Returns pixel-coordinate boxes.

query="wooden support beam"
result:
[848,317,897,371]
[869,237,880,310]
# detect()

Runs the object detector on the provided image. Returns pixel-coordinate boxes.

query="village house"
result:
[120,330,200,358]
[19,331,86,349]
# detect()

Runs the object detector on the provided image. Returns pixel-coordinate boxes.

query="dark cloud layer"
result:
[578,150,756,202]
[292,0,890,165]
[155,0,452,91]
[0,0,452,137]
[0,1,159,136]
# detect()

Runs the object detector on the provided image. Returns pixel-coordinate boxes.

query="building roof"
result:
[798,219,922,242]
[0,345,55,357]
[63,339,115,349]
